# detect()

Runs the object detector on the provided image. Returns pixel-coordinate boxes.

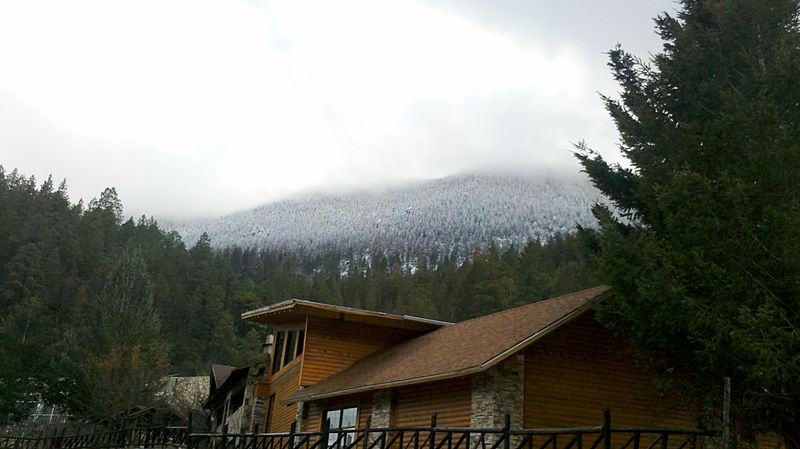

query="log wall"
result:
[391,378,472,428]
[266,360,302,432]
[300,317,415,387]
[523,312,696,430]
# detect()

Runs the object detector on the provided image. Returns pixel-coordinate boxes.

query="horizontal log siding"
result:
[268,361,302,432]
[391,378,471,428]
[300,317,416,386]
[305,393,374,431]
[524,312,695,431]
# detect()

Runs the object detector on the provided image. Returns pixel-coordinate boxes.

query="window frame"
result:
[271,324,306,375]
[323,407,358,448]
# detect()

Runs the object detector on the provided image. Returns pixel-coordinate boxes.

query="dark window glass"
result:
[265,394,275,432]
[284,330,297,364]
[296,330,305,355]
[271,331,285,373]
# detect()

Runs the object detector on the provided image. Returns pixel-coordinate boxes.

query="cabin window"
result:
[265,394,275,432]
[324,407,357,448]
[296,330,305,355]
[284,330,297,364]
[271,327,306,374]
[271,332,285,373]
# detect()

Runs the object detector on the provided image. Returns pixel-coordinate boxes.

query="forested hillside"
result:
[164,172,607,261]
[0,166,598,422]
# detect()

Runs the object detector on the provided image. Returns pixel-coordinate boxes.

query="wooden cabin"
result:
[241,287,696,435]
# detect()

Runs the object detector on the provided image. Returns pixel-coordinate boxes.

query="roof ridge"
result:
[244,297,451,326]
[452,285,608,325]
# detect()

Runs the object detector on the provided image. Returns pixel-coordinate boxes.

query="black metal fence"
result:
[0,426,188,449]
[1,411,715,449]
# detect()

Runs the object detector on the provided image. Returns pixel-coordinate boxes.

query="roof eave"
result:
[284,296,601,404]
[241,299,451,327]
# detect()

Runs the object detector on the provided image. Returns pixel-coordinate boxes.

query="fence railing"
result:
[0,426,188,449]
[1,411,715,449]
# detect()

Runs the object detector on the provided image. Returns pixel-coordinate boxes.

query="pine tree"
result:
[575,0,800,444]
[72,248,169,420]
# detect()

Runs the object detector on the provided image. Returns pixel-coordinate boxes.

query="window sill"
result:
[271,355,302,381]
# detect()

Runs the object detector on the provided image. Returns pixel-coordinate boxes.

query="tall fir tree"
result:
[70,248,169,420]
[575,0,800,444]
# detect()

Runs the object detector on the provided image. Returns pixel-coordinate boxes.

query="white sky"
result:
[0,0,677,219]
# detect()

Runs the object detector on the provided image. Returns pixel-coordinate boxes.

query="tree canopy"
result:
[576,0,800,445]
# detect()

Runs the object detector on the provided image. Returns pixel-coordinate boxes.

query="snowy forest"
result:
[163,172,607,263]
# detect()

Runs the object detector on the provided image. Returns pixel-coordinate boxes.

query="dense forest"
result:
[0,166,598,423]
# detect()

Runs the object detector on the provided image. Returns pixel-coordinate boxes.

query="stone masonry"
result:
[296,399,307,431]
[470,354,524,442]
[371,389,392,428]
[368,389,392,444]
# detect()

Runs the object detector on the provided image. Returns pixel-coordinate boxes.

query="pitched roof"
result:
[205,365,250,409]
[286,286,609,403]
[241,298,450,331]
[210,364,236,390]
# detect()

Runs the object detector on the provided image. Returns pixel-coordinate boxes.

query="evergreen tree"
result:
[575,0,800,444]
[71,248,169,420]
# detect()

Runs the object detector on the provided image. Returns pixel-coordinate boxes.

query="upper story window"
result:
[271,327,305,374]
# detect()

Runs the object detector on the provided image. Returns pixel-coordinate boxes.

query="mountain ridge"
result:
[161,172,608,259]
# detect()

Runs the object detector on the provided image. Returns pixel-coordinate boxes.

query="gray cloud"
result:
[0,0,676,219]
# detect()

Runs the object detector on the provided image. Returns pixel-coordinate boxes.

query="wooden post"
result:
[722,377,731,449]
[222,424,229,449]
[602,408,611,449]
[429,415,437,449]
[503,413,511,449]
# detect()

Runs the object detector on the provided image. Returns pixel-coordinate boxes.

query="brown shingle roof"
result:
[211,364,236,389]
[287,286,609,403]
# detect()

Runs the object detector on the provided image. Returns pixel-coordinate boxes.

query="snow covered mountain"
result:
[162,172,608,258]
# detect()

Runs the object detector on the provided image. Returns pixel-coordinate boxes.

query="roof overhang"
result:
[285,289,608,404]
[241,299,450,331]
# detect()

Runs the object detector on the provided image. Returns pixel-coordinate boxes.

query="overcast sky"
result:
[0,0,678,219]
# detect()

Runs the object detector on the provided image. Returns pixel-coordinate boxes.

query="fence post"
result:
[363,416,371,449]
[322,418,330,449]
[503,414,511,449]
[722,377,731,449]
[187,412,194,449]
[222,424,229,449]
[57,426,66,449]
[429,415,437,449]
[288,422,297,449]
[602,408,611,449]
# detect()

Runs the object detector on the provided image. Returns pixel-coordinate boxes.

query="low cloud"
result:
[0,0,673,219]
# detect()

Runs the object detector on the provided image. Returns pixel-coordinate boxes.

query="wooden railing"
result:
[0,411,715,449]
